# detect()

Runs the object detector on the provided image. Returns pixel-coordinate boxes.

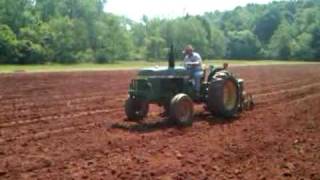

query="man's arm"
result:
[185,61,200,65]
[185,53,202,65]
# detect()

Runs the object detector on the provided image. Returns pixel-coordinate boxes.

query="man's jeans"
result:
[187,67,203,95]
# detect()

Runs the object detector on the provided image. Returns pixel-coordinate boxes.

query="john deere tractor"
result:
[124,46,253,126]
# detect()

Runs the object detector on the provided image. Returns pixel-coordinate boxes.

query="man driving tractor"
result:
[183,44,203,97]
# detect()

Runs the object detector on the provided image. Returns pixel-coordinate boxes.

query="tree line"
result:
[0,0,319,64]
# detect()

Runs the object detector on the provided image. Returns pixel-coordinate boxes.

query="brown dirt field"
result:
[0,64,320,180]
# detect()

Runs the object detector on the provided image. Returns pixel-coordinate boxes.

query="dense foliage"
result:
[0,0,319,64]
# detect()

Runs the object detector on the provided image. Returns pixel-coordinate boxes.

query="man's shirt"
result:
[184,52,202,70]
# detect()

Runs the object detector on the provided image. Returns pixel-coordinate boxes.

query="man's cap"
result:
[185,44,194,51]
[183,44,194,54]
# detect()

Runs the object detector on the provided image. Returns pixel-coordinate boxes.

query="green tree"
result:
[47,17,79,63]
[254,7,281,43]
[167,17,209,59]
[268,21,293,60]
[0,25,17,63]
[1,0,320,64]
[95,14,133,62]
[311,25,320,59]
[145,36,166,60]
[208,27,226,58]
[227,30,261,59]
[0,0,37,34]
[290,32,313,60]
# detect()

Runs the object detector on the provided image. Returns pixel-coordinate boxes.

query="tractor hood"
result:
[138,66,189,78]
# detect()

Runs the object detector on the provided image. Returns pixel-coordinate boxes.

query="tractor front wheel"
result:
[169,94,194,126]
[125,97,149,121]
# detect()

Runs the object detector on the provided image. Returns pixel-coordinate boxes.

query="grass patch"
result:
[0,60,318,73]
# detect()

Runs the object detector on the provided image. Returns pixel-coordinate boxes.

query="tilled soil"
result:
[0,65,319,179]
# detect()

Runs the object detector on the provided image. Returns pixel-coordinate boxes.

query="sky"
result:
[105,0,276,21]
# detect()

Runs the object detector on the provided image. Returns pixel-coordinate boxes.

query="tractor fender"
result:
[208,69,231,82]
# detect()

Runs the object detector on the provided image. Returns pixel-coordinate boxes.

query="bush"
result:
[95,50,112,63]
[16,40,47,64]
[55,52,78,64]
[76,49,95,63]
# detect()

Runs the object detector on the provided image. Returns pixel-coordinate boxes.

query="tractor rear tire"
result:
[125,97,149,121]
[207,76,240,118]
[169,94,194,126]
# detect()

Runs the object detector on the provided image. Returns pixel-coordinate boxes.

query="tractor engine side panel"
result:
[128,77,194,103]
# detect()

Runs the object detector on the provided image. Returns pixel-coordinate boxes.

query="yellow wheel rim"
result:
[223,80,237,111]
[176,99,191,122]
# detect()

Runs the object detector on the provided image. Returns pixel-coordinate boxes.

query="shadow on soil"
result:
[111,113,239,133]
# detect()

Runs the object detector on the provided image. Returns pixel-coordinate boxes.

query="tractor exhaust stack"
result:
[168,44,175,69]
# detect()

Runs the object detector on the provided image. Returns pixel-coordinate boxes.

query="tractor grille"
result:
[131,79,150,91]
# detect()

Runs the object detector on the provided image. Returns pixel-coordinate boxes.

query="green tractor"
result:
[125,46,253,126]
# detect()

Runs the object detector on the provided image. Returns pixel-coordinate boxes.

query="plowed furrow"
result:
[255,82,320,98]
[0,107,122,130]
[0,86,127,109]
[0,110,123,145]
[250,77,320,95]
[0,122,100,145]
[0,94,126,120]
[255,83,320,107]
